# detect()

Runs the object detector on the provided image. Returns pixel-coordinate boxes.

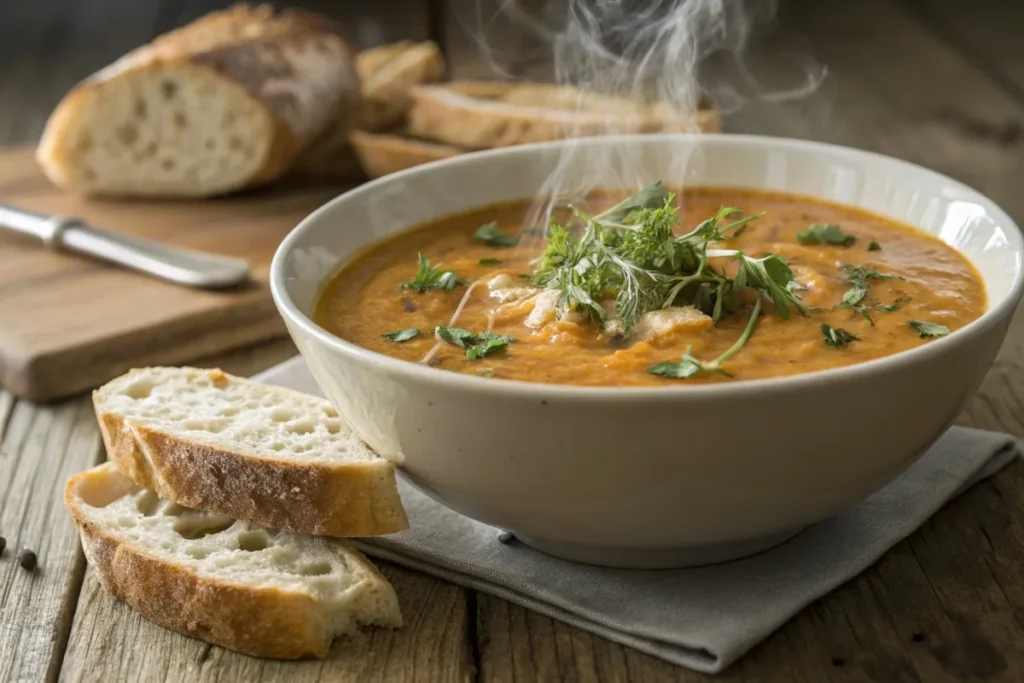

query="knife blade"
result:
[0,203,251,289]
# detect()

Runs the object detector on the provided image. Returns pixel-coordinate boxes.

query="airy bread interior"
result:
[71,463,401,635]
[40,64,273,197]
[95,367,378,466]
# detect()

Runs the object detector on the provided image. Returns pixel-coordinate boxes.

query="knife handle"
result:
[0,203,251,289]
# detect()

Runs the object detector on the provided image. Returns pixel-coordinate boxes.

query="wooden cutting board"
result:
[0,147,343,402]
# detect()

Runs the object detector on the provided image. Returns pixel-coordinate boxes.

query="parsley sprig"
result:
[821,323,859,348]
[400,253,468,293]
[474,222,518,247]
[907,320,950,338]
[797,224,856,246]
[435,326,515,360]
[836,264,902,324]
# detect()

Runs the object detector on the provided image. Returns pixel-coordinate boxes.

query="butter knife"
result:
[0,203,251,289]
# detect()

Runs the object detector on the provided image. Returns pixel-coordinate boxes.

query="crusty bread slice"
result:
[407,81,722,149]
[37,4,359,198]
[350,129,463,178]
[356,40,445,131]
[93,367,408,537]
[66,463,401,659]
[289,39,445,182]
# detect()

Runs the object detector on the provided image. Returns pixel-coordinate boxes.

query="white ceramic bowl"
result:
[271,134,1024,568]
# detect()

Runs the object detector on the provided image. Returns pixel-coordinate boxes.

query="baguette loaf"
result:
[66,463,401,659]
[407,81,721,149]
[37,4,360,198]
[93,367,408,537]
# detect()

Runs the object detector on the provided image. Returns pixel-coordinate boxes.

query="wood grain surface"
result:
[0,148,339,401]
[2,0,1024,681]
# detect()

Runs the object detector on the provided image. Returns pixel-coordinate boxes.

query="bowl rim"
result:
[270,133,1024,402]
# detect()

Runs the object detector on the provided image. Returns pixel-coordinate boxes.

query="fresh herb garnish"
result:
[381,328,421,343]
[797,224,856,247]
[867,241,882,251]
[435,326,515,360]
[907,320,950,338]
[400,253,468,293]
[875,296,910,313]
[836,264,902,325]
[821,323,859,348]
[479,257,503,266]
[532,191,803,333]
[474,222,518,247]
[594,181,673,224]
[648,298,763,379]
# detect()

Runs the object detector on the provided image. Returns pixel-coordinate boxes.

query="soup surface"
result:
[315,188,986,386]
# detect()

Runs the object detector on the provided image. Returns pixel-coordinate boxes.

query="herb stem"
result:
[709,296,763,371]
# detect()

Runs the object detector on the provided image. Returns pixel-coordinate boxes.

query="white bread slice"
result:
[93,367,408,537]
[37,4,360,198]
[66,463,401,659]
[407,81,722,149]
[349,129,463,178]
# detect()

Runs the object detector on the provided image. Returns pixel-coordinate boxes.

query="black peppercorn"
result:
[18,549,37,571]
[0,536,6,555]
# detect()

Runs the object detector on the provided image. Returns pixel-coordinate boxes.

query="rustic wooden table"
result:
[2,0,1024,680]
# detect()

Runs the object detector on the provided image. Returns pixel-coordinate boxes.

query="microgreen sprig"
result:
[400,253,468,293]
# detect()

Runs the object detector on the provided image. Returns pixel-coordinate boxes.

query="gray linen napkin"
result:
[255,356,1021,675]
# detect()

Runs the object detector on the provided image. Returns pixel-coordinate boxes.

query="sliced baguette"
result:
[350,129,463,178]
[93,367,408,537]
[37,4,360,198]
[66,463,401,659]
[407,81,722,149]
[357,40,445,131]
[290,40,446,181]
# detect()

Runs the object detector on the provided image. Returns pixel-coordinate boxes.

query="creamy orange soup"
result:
[315,188,986,386]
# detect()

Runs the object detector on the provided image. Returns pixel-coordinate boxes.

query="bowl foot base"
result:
[512,528,805,569]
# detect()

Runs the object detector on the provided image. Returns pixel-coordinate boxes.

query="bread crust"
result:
[96,408,409,538]
[36,3,360,197]
[289,40,445,181]
[65,465,400,659]
[350,130,462,178]
[357,40,445,132]
[407,81,722,149]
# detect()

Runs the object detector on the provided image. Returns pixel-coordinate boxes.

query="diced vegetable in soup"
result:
[314,185,986,386]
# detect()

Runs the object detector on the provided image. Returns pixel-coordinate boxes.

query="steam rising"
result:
[463,0,826,226]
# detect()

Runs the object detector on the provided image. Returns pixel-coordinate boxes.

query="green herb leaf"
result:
[866,241,882,251]
[839,286,867,308]
[478,257,504,266]
[648,355,706,379]
[435,326,515,360]
[474,222,518,247]
[734,253,807,320]
[835,264,902,325]
[821,323,860,348]
[841,264,901,285]
[907,320,950,338]
[400,253,468,293]
[466,337,512,360]
[594,181,672,224]
[875,296,910,313]
[381,328,421,343]
[797,224,856,246]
